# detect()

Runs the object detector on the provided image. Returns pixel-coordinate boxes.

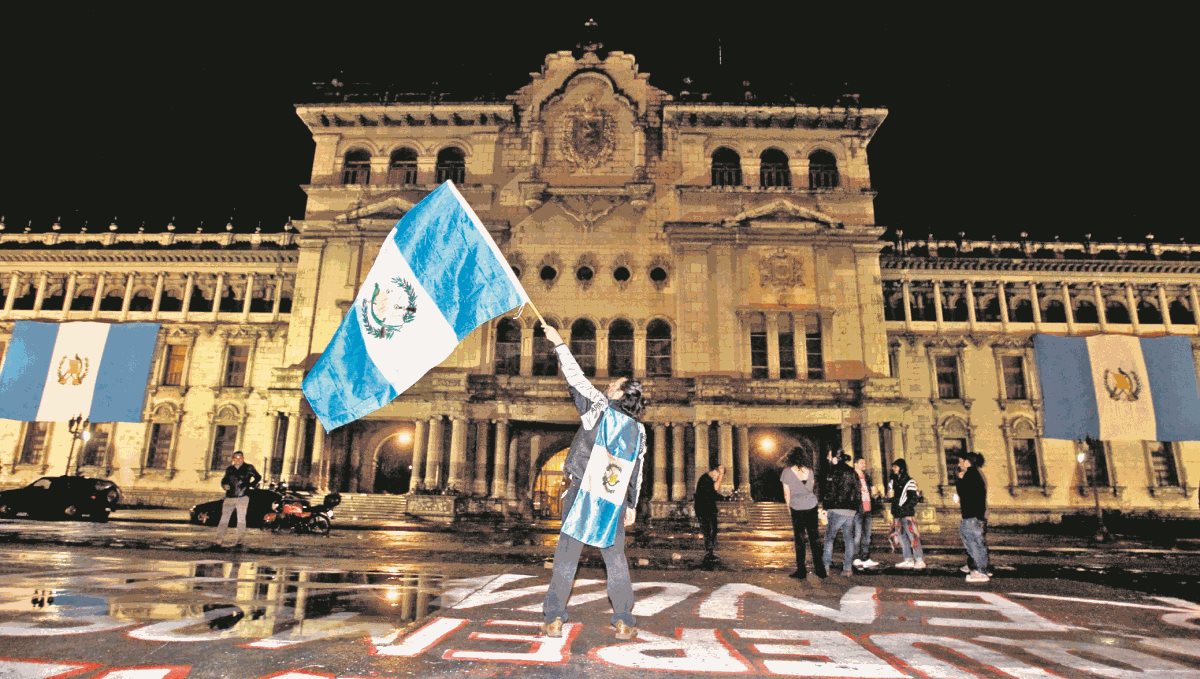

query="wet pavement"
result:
[0,518,1198,677]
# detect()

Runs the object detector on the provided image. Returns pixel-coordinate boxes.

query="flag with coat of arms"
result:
[302,181,530,430]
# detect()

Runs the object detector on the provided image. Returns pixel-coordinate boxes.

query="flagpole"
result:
[523,299,548,327]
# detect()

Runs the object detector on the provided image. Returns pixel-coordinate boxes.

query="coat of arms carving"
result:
[759,249,804,290]
[560,95,616,171]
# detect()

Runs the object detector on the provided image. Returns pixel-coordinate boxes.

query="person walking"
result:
[821,451,861,577]
[888,458,926,570]
[216,451,261,548]
[851,457,879,570]
[781,447,826,583]
[539,323,646,641]
[694,464,727,563]
[956,451,990,583]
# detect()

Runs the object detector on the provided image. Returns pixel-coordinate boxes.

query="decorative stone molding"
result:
[551,194,620,232]
[558,95,618,171]
[758,248,804,290]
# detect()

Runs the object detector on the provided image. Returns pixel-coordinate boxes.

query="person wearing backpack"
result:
[888,458,926,570]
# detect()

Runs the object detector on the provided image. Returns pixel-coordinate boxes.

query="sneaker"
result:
[913,559,927,570]
[614,620,638,640]
[965,570,991,583]
[861,559,879,569]
[540,617,563,638]
[852,559,865,568]
[960,565,971,574]
[895,559,915,569]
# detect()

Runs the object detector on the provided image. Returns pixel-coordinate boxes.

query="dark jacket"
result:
[821,462,861,511]
[694,473,725,516]
[956,465,987,520]
[556,345,645,511]
[889,472,920,518]
[221,463,261,499]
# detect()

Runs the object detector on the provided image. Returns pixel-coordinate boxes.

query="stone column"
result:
[765,311,781,379]
[718,422,734,493]
[692,421,710,498]
[519,325,534,376]
[3,272,19,313]
[528,434,541,499]
[1190,284,1200,331]
[410,419,427,491]
[1158,284,1173,333]
[633,324,647,379]
[964,280,977,328]
[60,271,78,320]
[652,423,668,500]
[505,438,519,501]
[840,424,854,455]
[932,280,944,326]
[735,425,751,494]
[242,272,255,321]
[149,272,165,318]
[32,271,48,313]
[309,421,326,491]
[271,275,284,322]
[1093,282,1109,331]
[90,272,105,318]
[901,279,913,330]
[491,420,509,499]
[862,422,884,495]
[997,281,1010,330]
[473,421,490,496]
[181,273,194,320]
[210,272,225,321]
[1029,280,1042,329]
[1061,282,1076,334]
[596,324,610,378]
[423,417,443,490]
[281,413,302,482]
[118,272,135,321]
[793,312,808,379]
[1125,283,1141,333]
[447,416,467,491]
[671,423,686,500]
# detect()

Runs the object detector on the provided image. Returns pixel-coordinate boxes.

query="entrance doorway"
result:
[747,425,840,501]
[373,429,414,494]
[532,448,569,518]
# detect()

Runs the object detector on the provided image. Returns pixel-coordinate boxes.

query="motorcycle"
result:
[265,492,341,536]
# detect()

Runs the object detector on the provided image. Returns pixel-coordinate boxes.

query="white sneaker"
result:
[852,559,865,568]
[895,559,915,569]
[965,570,991,583]
[960,565,971,574]
[862,559,879,568]
[913,559,927,570]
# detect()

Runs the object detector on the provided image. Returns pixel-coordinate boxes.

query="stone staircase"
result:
[335,493,409,523]
[747,502,792,531]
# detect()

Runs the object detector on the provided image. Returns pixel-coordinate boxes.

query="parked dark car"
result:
[189,488,289,528]
[0,475,121,521]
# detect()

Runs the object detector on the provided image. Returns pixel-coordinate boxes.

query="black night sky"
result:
[0,7,1192,243]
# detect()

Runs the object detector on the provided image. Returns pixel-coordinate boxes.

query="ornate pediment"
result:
[335,196,417,223]
[721,200,843,228]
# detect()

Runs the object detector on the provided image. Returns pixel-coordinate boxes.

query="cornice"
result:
[881,255,1200,276]
[0,251,299,266]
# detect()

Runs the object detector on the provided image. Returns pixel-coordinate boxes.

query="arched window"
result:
[710,147,742,186]
[342,149,371,185]
[435,147,466,184]
[209,405,241,470]
[882,281,904,321]
[1170,299,1195,325]
[1105,300,1130,324]
[70,287,96,312]
[99,287,124,312]
[912,288,936,321]
[494,319,521,376]
[1011,298,1034,322]
[1074,299,1098,323]
[646,319,672,377]
[532,320,559,376]
[808,150,839,189]
[1043,299,1066,323]
[608,319,634,377]
[759,148,791,187]
[129,288,154,312]
[159,284,184,312]
[388,147,418,185]
[570,319,597,377]
[41,279,66,312]
[946,294,969,322]
[1137,300,1162,324]
[978,295,1002,322]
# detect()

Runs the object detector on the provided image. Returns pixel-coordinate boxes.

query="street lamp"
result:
[64,414,91,476]
[1076,437,1111,543]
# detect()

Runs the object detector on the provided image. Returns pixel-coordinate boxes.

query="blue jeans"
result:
[823,509,857,574]
[852,510,873,560]
[893,517,924,561]
[960,517,989,572]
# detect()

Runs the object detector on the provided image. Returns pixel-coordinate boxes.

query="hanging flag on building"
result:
[0,321,161,422]
[1034,333,1200,441]
[302,181,529,431]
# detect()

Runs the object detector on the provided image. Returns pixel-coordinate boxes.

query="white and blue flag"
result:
[0,321,160,422]
[561,409,644,548]
[302,181,529,430]
[1034,333,1200,441]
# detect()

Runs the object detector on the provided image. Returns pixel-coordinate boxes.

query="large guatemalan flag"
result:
[561,408,644,548]
[1034,334,1200,441]
[303,182,530,431]
[0,321,160,422]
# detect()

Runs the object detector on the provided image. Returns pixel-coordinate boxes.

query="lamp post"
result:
[64,414,91,476]
[1075,437,1111,543]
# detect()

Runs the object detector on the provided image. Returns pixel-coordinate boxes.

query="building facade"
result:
[1,42,1196,525]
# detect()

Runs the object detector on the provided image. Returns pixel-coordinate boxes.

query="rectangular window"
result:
[210,425,239,470]
[942,437,966,484]
[1012,438,1040,486]
[145,423,173,469]
[1001,355,1027,400]
[805,316,824,379]
[935,355,961,399]
[223,345,250,387]
[20,423,50,465]
[645,337,672,378]
[888,346,899,378]
[750,331,768,379]
[1084,440,1111,487]
[161,344,188,386]
[1148,442,1180,487]
[81,423,113,468]
[778,331,797,379]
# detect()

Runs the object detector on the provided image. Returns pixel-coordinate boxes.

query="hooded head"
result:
[891,458,908,478]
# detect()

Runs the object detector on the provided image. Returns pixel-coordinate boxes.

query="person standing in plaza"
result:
[216,451,261,548]
[781,446,826,583]
[956,451,990,583]
[821,451,861,576]
[888,458,926,570]
[694,464,727,563]
[539,323,646,641]
[851,456,880,570]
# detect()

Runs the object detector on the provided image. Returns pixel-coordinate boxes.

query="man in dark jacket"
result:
[694,465,727,562]
[888,458,926,569]
[539,324,646,642]
[821,451,861,576]
[216,451,261,547]
[956,451,989,583]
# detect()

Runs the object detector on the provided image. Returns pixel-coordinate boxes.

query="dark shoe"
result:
[614,620,638,640]
[789,570,806,579]
[540,617,563,638]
